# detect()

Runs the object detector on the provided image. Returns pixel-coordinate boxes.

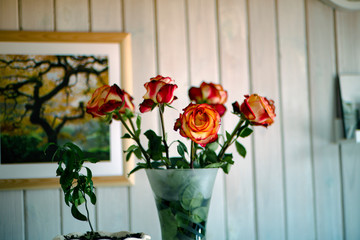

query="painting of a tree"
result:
[0,54,110,163]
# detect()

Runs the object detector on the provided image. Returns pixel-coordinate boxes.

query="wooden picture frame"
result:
[0,31,134,189]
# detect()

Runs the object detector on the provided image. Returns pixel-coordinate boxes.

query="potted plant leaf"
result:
[46,142,151,240]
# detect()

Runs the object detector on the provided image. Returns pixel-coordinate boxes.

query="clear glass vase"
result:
[145,168,218,240]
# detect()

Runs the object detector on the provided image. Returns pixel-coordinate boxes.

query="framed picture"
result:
[338,74,360,139]
[0,31,134,189]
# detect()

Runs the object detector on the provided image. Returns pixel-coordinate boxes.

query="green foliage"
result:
[46,142,98,234]
[1,134,45,163]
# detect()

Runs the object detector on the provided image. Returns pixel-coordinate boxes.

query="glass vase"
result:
[145,168,218,240]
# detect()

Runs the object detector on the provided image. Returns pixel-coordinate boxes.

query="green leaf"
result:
[71,204,87,221]
[191,206,209,223]
[180,185,204,210]
[226,131,232,141]
[158,208,177,239]
[235,141,247,158]
[144,130,163,160]
[88,191,97,205]
[85,167,92,181]
[122,133,132,139]
[128,163,147,176]
[134,148,143,160]
[136,115,141,129]
[239,127,253,138]
[221,163,232,174]
[205,162,224,168]
[206,142,219,151]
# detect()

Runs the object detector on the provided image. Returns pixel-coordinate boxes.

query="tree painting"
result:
[0,54,110,164]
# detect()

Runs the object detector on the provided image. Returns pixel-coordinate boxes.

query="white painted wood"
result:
[21,0,54,31]
[0,190,25,240]
[156,0,189,159]
[306,0,344,239]
[340,144,360,239]
[91,0,122,32]
[97,187,130,232]
[187,0,219,85]
[335,11,360,73]
[217,0,256,239]
[55,0,89,31]
[0,0,18,30]
[186,1,226,239]
[335,10,360,240]
[25,189,61,239]
[277,0,316,239]
[123,0,160,239]
[248,0,286,239]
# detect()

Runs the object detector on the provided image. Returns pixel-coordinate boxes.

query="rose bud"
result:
[139,75,178,113]
[174,103,221,147]
[233,94,276,127]
[188,82,228,116]
[86,84,135,118]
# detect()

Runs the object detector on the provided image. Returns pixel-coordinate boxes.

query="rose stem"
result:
[117,113,152,168]
[217,119,244,161]
[82,190,94,233]
[158,105,170,168]
[190,141,195,168]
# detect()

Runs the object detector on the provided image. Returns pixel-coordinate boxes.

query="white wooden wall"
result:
[0,0,359,239]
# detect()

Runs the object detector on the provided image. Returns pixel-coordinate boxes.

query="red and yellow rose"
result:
[233,94,276,127]
[139,75,178,113]
[86,84,134,118]
[189,82,228,116]
[174,103,221,147]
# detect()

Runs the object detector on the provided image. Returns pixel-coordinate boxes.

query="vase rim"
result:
[145,168,218,172]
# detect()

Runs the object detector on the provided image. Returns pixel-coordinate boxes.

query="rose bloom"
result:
[174,103,221,147]
[233,94,276,127]
[86,84,135,118]
[139,75,178,113]
[188,82,228,116]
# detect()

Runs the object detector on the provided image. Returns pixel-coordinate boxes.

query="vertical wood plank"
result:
[25,189,61,239]
[55,0,89,31]
[21,0,54,30]
[306,0,344,239]
[340,144,360,239]
[156,0,189,158]
[187,0,219,84]
[218,0,257,239]
[277,0,316,239]
[248,0,286,239]
[186,1,226,239]
[123,0,160,238]
[97,187,130,232]
[0,2,23,240]
[0,191,25,240]
[335,10,360,240]
[91,0,122,32]
[0,0,19,30]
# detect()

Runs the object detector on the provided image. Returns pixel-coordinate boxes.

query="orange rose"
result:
[86,84,134,118]
[189,82,228,116]
[174,103,221,147]
[139,75,178,113]
[233,94,276,127]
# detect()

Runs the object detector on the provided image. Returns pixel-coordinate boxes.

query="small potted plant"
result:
[47,142,151,240]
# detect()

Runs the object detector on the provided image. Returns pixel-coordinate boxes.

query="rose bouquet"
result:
[52,75,275,240]
[86,75,276,174]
